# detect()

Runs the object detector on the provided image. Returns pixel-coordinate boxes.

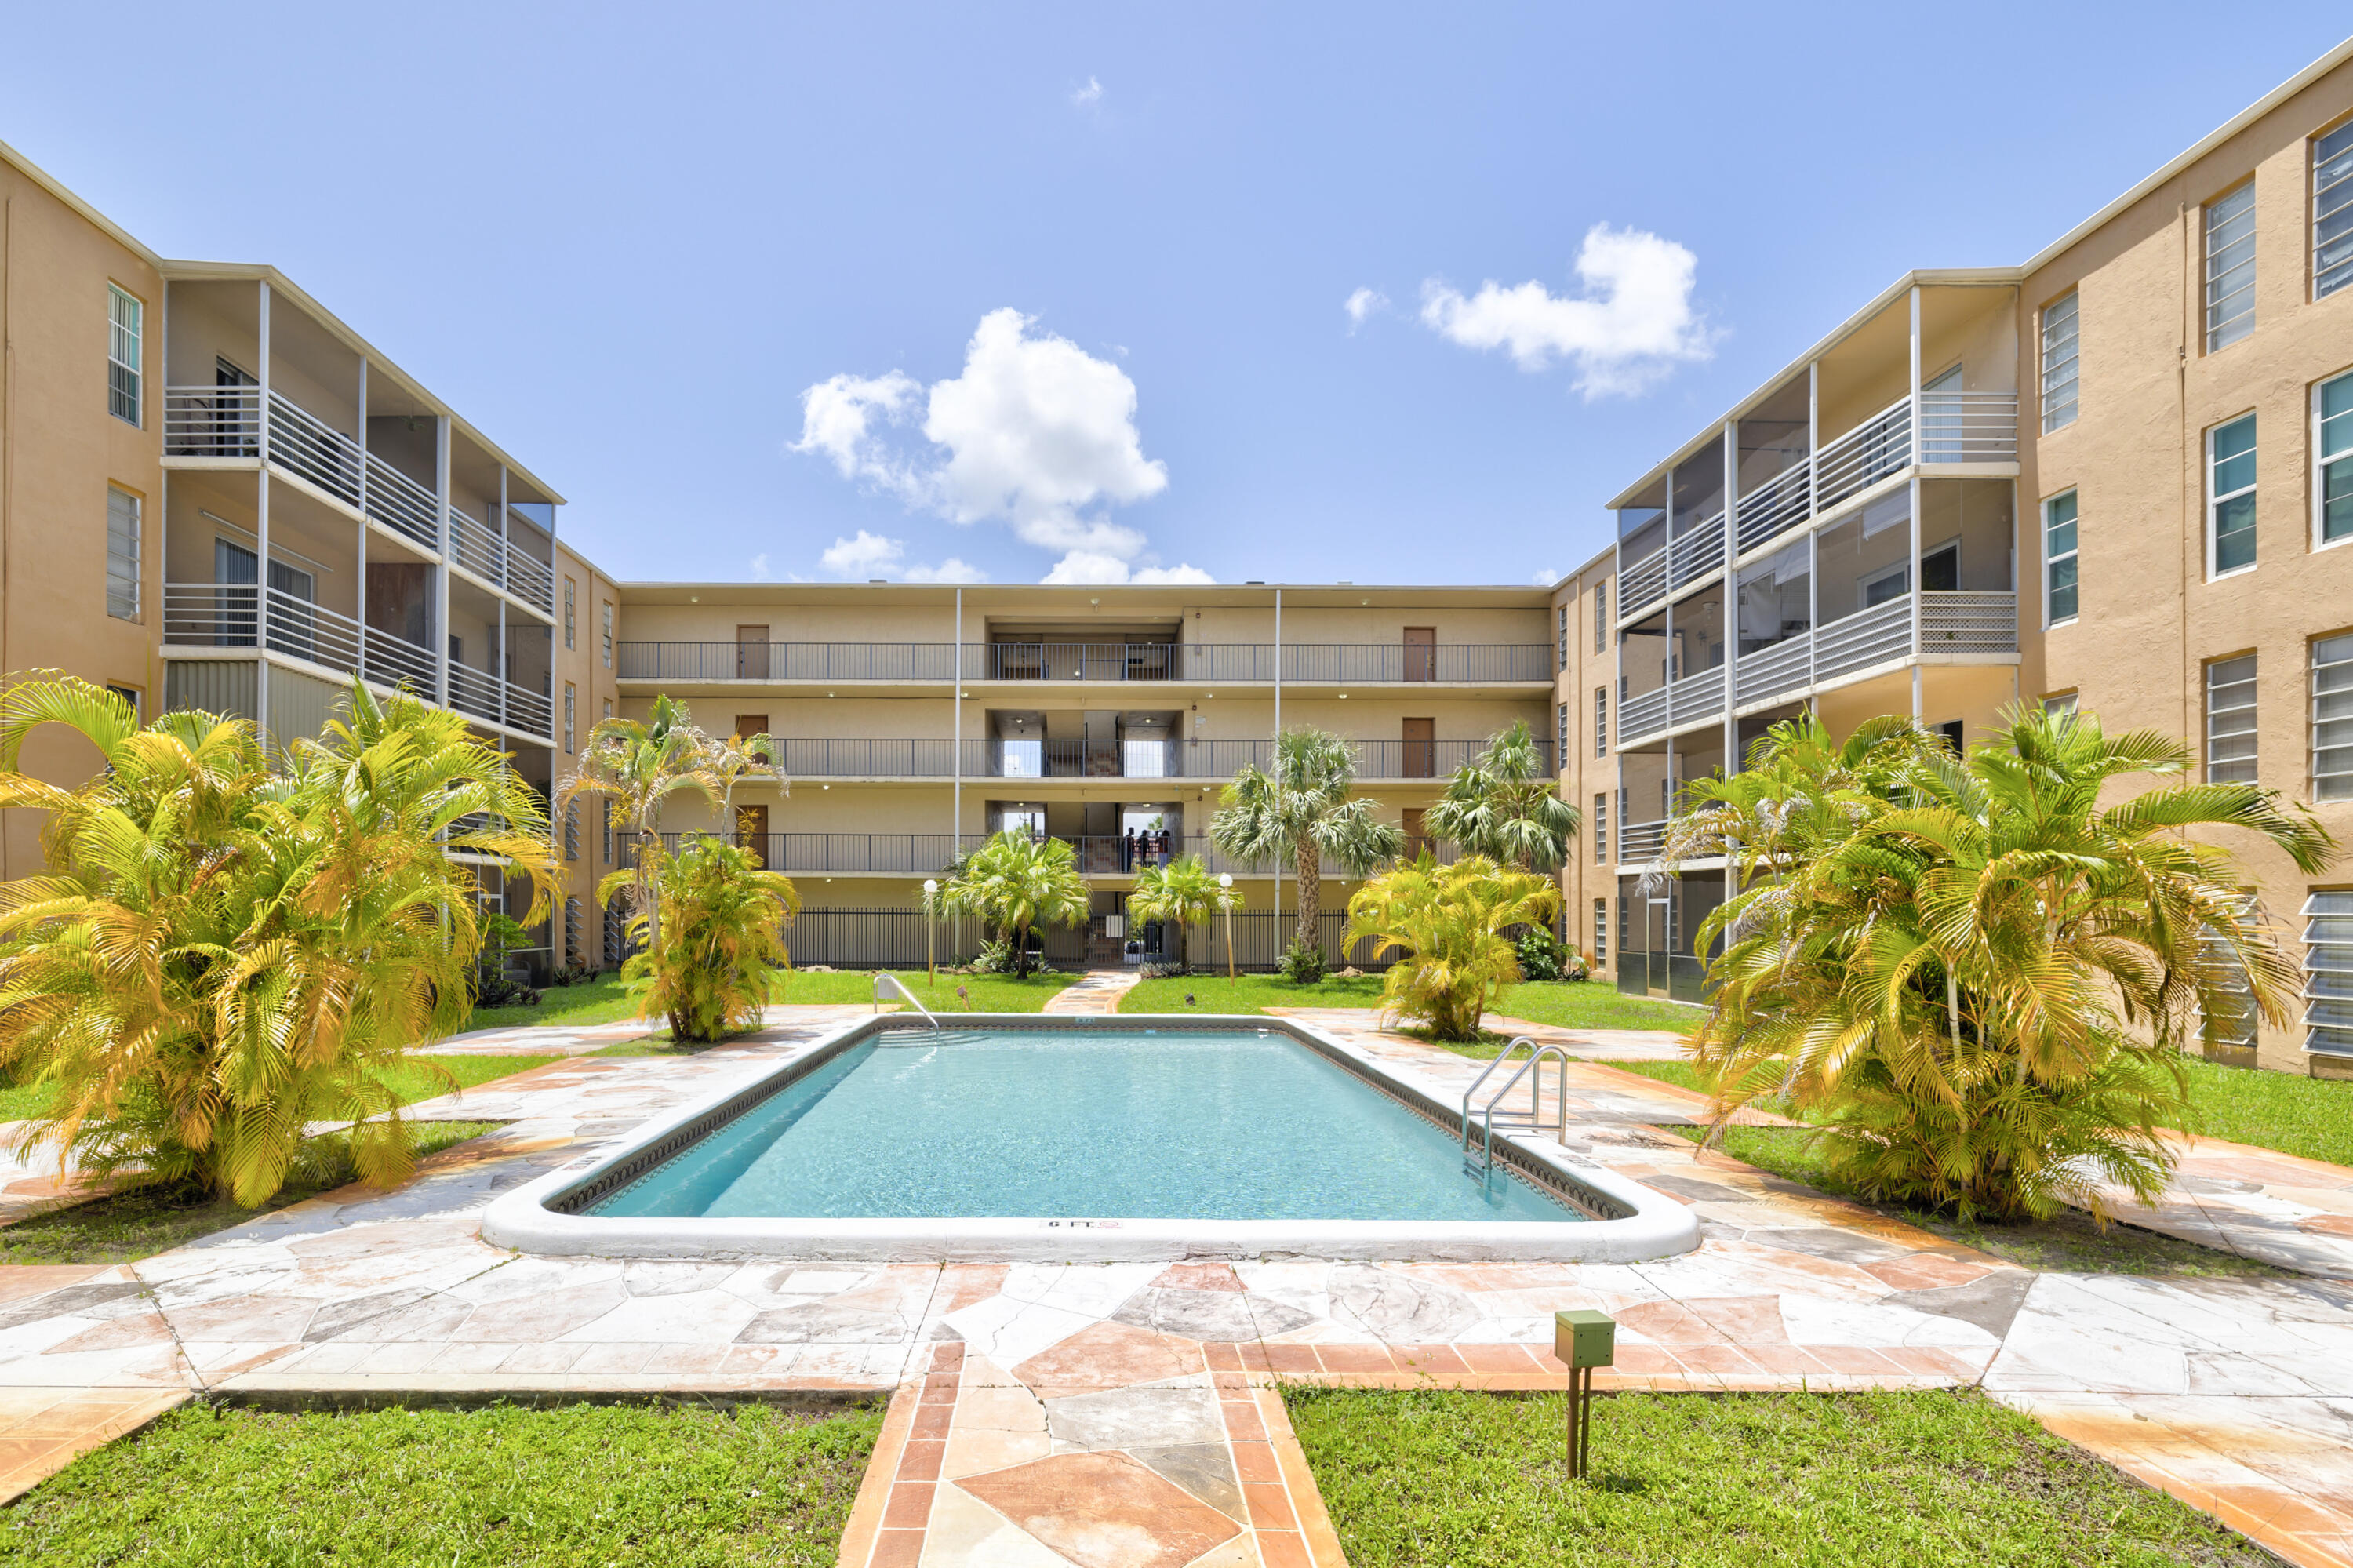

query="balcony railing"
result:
[1617,818,1669,862]
[653,829,1456,879]
[617,641,1554,685]
[446,664,555,740]
[671,735,1555,781]
[1668,511,1725,594]
[162,583,440,698]
[1616,664,1726,750]
[446,507,557,616]
[365,453,440,552]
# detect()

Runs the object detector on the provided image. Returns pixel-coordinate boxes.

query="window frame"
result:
[2039,290,2080,433]
[1557,605,1568,672]
[1592,582,1607,653]
[2204,180,2257,352]
[1593,897,1607,969]
[2301,890,2353,1057]
[1556,700,1568,770]
[2042,691,2079,719]
[1593,686,1607,758]
[600,601,614,668]
[564,681,576,754]
[563,577,577,649]
[2316,368,2353,551]
[105,486,142,623]
[2204,653,2260,784]
[2314,631,2353,803]
[107,283,143,427]
[107,685,142,722]
[2042,489,2079,627]
[2206,413,2259,579]
[1593,792,1607,864]
[2313,115,2353,304]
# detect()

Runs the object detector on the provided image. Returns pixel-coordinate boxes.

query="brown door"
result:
[736,802,769,868]
[1402,806,1429,861]
[733,714,769,741]
[736,624,771,680]
[1402,717,1435,778]
[1403,626,1436,682]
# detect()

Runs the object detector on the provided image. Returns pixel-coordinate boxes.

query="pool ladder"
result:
[1460,1037,1572,1186]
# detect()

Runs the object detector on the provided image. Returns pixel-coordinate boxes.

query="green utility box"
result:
[1555,1309,1616,1370]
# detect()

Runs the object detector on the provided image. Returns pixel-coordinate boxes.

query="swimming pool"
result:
[483,1016,1699,1262]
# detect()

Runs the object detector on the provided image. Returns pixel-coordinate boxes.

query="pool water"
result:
[588,1028,1580,1224]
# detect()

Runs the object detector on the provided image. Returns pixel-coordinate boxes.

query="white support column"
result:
[496,465,510,728]
[1721,420,1739,774]
[1909,286,1924,719]
[497,464,510,595]
[497,599,508,729]
[1806,360,1820,700]
[255,281,272,740]
[952,586,962,853]
[355,358,368,686]
[1272,585,1282,945]
[435,417,451,709]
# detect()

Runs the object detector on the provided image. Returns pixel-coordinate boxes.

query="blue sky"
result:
[5,5,2347,586]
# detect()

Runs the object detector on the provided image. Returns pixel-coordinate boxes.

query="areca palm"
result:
[1424,720,1581,872]
[607,835,798,1041]
[1671,705,2335,1221]
[1346,853,1558,1042]
[938,831,1089,977]
[1127,854,1242,972]
[1209,727,1403,965]
[0,675,556,1206]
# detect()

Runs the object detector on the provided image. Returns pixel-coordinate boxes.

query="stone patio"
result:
[0,1006,2347,1566]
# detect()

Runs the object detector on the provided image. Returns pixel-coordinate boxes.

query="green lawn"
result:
[0,1121,504,1266]
[1286,1386,2269,1568]
[1489,981,1700,1033]
[464,972,638,1032]
[1120,973,1387,1013]
[2,1399,882,1568]
[462,967,1078,1036]
[2176,1057,2353,1166]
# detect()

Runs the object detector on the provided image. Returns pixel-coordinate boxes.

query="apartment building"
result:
[0,137,621,971]
[1572,41,2353,1077]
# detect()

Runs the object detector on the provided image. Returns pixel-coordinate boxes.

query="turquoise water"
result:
[588,1028,1578,1224]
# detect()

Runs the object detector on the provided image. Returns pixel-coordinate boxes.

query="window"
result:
[1593,686,1607,756]
[107,685,141,720]
[2319,370,2353,547]
[563,801,580,863]
[1556,701,1568,769]
[1558,606,1568,672]
[564,682,576,752]
[1593,898,1607,968]
[1593,582,1608,651]
[2205,654,2258,783]
[601,602,613,668]
[105,488,140,621]
[2042,490,2078,624]
[2200,892,2260,1054]
[2306,890,2353,1057]
[2205,183,2257,351]
[602,799,614,865]
[2043,691,2079,718]
[107,285,142,425]
[2315,633,2353,802]
[2315,119,2353,301]
[2040,292,2079,432]
[1593,793,1607,864]
[2208,415,2257,575]
[564,577,577,649]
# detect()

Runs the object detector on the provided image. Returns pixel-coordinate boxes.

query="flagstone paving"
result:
[1041,971,1144,1015]
[0,1009,2347,1565]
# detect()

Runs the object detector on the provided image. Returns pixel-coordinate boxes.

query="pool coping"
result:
[478,1013,1702,1264]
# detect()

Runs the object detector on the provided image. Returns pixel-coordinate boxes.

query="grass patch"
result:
[1286,1385,2269,1568]
[1119,973,1386,1013]
[2170,1057,2353,1167]
[0,1122,503,1266]
[464,972,638,1033]
[2,1399,881,1567]
[1489,981,1700,1033]
[775,969,1077,1012]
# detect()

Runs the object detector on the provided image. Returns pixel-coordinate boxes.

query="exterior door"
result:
[1402,717,1435,777]
[1645,897,1672,997]
[734,714,769,742]
[1403,626,1436,682]
[736,802,769,868]
[1402,806,1429,860]
[213,540,257,646]
[736,624,771,680]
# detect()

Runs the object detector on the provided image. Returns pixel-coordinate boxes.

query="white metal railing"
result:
[1736,633,1813,707]
[1668,511,1726,592]
[448,507,504,584]
[1815,595,1915,682]
[1619,542,1669,620]
[163,385,260,458]
[1918,591,2019,655]
[1918,391,2019,465]
[1619,818,1669,862]
[363,454,440,551]
[1666,664,1725,729]
[1618,684,1669,744]
[1734,460,1811,554]
[505,545,555,612]
[1815,396,1913,512]
[264,585,360,671]
[362,624,437,693]
[266,391,363,508]
[162,582,259,646]
[448,664,502,726]
[505,682,554,738]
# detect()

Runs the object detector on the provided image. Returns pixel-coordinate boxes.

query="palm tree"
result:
[1424,720,1581,872]
[1669,704,2336,1222]
[608,835,799,1041]
[0,675,556,1206]
[556,696,780,956]
[938,831,1089,977]
[1209,726,1403,967]
[1346,853,1559,1042]
[1127,853,1242,973]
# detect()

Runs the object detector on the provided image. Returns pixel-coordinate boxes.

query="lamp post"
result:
[922,879,939,984]
[1217,873,1236,981]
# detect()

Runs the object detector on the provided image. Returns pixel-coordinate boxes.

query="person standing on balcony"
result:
[1122,826,1137,871]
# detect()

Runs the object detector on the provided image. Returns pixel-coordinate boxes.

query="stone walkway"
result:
[1041,971,1144,1015]
[0,1010,2346,1564]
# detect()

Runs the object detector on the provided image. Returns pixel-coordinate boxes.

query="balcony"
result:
[448,505,556,616]
[616,641,1555,685]
[1619,592,2018,749]
[654,830,1458,879]
[689,736,1555,781]
[1622,390,2019,621]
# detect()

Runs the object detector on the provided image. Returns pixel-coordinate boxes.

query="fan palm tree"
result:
[937,831,1089,977]
[1127,853,1243,973]
[608,835,798,1041]
[1425,719,1581,872]
[0,675,556,1206]
[1209,727,1403,966]
[1669,704,2335,1222]
[1346,853,1559,1042]
[555,696,780,955]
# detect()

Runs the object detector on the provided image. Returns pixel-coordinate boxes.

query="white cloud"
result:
[791,307,1179,581]
[1419,224,1711,397]
[1071,75,1103,107]
[905,558,989,584]
[749,551,773,582]
[819,529,904,578]
[1343,286,1389,331]
[1043,551,1214,586]
[1531,566,1561,587]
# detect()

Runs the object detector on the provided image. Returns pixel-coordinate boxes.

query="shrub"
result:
[936,833,1087,979]
[616,835,798,1042]
[1278,936,1328,984]
[1347,853,1558,1042]
[1511,925,1567,982]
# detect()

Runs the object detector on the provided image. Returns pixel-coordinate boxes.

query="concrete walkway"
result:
[0,1010,2347,1565]
[1040,970,1144,1015]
